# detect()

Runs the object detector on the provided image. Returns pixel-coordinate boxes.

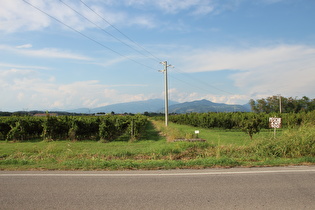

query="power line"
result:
[23,0,236,98]
[168,74,213,94]
[22,0,157,71]
[171,66,234,95]
[59,0,159,64]
[79,0,162,63]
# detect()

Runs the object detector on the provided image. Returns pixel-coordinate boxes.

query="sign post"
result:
[195,130,199,138]
[269,117,282,138]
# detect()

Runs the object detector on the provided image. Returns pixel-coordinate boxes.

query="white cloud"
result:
[0,0,157,33]
[0,62,49,70]
[0,0,111,32]
[127,15,156,28]
[156,0,201,14]
[23,48,92,60]
[125,0,232,16]
[0,0,249,36]
[16,44,33,49]
[191,5,214,16]
[124,0,220,16]
[0,0,51,32]
[0,68,152,111]
[0,45,91,60]
[0,0,286,34]
[174,44,315,100]
[168,88,248,104]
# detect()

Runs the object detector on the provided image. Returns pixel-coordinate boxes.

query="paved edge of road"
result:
[1,166,315,177]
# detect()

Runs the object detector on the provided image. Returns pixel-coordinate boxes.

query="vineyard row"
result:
[0,115,148,141]
[167,111,315,130]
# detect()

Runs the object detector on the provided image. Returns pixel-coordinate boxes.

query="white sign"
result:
[269,117,282,128]
[195,130,200,134]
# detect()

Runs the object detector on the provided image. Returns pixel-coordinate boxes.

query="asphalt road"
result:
[1,166,315,210]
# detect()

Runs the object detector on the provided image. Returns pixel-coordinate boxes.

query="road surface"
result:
[1,166,315,209]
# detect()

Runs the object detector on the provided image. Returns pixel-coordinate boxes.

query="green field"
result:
[1,120,314,170]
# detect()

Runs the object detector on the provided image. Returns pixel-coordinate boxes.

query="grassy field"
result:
[1,120,314,170]
[153,120,279,146]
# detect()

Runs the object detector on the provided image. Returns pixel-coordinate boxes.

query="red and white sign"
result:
[269,117,282,128]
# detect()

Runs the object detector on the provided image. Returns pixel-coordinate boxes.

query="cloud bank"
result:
[0,68,152,111]
[174,44,315,99]
[0,0,250,33]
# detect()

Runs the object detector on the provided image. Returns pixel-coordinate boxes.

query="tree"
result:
[240,115,262,139]
[249,99,258,113]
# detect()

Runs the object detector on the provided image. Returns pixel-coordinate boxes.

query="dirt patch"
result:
[173,138,206,142]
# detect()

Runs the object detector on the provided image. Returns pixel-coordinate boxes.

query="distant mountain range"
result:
[67,99,251,114]
[162,99,250,113]
[67,99,178,114]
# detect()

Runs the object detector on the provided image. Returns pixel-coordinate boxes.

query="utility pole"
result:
[159,61,172,127]
[278,94,282,113]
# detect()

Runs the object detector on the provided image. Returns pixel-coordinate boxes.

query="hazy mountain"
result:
[66,108,91,114]
[67,99,178,114]
[242,103,252,112]
[67,99,250,114]
[160,99,250,113]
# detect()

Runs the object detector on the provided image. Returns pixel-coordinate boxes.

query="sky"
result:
[1,0,315,111]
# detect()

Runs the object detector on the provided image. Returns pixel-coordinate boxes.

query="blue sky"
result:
[1,0,315,111]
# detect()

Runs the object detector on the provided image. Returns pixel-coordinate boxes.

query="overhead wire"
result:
[23,0,236,97]
[59,0,160,64]
[79,0,162,63]
[171,66,234,95]
[168,74,219,95]
[22,0,157,71]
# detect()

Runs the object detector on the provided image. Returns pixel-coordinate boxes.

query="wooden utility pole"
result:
[159,61,172,126]
[278,94,282,113]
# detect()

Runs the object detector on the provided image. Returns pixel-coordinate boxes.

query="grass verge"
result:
[0,121,314,170]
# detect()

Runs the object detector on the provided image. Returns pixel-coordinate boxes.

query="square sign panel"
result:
[269,117,282,128]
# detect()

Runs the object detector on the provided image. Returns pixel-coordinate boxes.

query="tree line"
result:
[249,96,315,113]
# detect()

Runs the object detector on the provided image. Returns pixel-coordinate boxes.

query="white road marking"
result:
[1,168,315,177]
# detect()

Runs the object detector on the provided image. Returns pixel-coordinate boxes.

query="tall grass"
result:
[252,123,315,158]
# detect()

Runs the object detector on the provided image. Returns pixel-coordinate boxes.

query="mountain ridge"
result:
[165,99,250,113]
[67,99,250,114]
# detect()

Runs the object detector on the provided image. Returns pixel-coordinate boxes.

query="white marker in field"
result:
[195,130,199,138]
